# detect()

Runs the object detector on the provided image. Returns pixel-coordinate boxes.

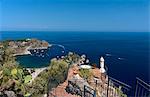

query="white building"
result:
[100,57,106,73]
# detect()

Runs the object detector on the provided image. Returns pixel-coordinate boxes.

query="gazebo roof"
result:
[79,65,92,69]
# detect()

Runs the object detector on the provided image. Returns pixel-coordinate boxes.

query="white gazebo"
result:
[79,65,92,69]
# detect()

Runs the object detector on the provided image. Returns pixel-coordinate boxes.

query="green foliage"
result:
[11,68,17,75]
[63,52,81,64]
[24,75,32,84]
[28,77,47,97]
[116,87,127,97]
[1,41,9,49]
[0,70,3,79]
[0,47,31,96]
[50,59,68,78]
[28,58,69,97]
[79,68,93,80]
[24,93,31,97]
[3,68,11,76]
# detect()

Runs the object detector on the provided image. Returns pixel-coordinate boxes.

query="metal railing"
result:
[66,80,83,96]
[84,85,96,97]
[106,76,132,97]
[47,77,150,97]
[66,80,96,97]
[135,77,150,97]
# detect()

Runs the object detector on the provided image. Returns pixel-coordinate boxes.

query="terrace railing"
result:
[106,76,132,97]
[66,80,96,97]
[48,76,149,97]
[66,80,83,96]
[84,85,96,97]
[134,77,150,97]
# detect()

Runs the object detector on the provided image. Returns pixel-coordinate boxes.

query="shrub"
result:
[79,68,93,80]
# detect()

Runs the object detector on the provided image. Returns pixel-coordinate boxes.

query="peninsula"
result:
[0,38,50,56]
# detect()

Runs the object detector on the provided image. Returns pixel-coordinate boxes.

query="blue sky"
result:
[0,0,149,32]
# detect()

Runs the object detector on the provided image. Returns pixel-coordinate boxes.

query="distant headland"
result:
[0,38,51,56]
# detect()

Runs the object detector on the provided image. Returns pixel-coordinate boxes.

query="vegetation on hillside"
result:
[0,40,81,97]
[27,52,81,97]
[0,41,32,97]
[79,68,93,81]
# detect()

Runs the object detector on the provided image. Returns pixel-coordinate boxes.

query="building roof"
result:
[79,65,92,69]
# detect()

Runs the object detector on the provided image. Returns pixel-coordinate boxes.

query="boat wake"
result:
[105,53,125,60]
[50,44,65,50]
[105,53,112,56]
[118,57,125,60]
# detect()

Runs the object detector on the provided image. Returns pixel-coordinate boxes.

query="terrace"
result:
[47,57,150,97]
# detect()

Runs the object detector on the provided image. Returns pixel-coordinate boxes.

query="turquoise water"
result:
[0,31,149,92]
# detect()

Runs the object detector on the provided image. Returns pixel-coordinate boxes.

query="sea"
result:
[0,31,149,94]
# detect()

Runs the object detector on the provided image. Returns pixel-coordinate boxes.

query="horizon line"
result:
[0,30,149,33]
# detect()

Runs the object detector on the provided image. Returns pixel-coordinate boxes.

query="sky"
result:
[0,0,149,32]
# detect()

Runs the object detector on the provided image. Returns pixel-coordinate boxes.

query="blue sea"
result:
[0,31,149,92]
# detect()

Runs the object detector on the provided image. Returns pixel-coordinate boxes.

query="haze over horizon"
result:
[0,0,149,32]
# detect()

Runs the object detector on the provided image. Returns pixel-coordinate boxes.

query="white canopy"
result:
[79,65,92,69]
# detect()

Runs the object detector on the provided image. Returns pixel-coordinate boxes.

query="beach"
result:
[27,67,48,84]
